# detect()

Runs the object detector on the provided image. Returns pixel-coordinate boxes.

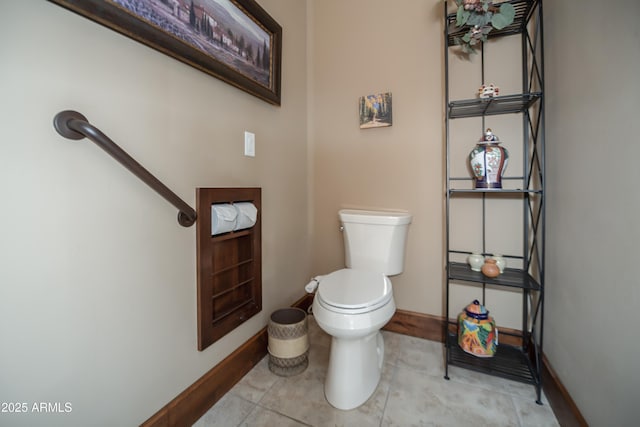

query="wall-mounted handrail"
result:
[53,110,197,227]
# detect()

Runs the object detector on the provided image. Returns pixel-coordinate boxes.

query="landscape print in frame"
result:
[49,0,282,105]
[359,92,392,129]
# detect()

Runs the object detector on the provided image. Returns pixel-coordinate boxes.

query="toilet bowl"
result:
[312,268,396,410]
[309,208,411,410]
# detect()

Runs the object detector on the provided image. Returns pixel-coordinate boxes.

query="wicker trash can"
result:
[267,308,309,376]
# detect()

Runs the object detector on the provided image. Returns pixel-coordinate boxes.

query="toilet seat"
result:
[317,269,392,314]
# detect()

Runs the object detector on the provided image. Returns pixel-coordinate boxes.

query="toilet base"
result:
[324,331,384,410]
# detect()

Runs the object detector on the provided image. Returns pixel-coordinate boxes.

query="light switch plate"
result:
[244,131,255,157]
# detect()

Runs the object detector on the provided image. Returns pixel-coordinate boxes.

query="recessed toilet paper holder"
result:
[196,187,262,351]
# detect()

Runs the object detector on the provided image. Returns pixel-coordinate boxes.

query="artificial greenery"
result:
[453,0,516,54]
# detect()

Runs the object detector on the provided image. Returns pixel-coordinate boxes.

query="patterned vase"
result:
[458,300,498,357]
[469,128,509,189]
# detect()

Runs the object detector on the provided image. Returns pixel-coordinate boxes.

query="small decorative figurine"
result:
[491,255,506,273]
[468,128,509,189]
[481,258,500,278]
[458,300,498,357]
[467,253,484,272]
[478,83,500,98]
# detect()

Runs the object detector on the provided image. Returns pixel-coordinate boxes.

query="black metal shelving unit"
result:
[443,0,545,404]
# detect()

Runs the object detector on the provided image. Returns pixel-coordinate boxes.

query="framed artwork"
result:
[49,0,282,105]
[359,92,392,129]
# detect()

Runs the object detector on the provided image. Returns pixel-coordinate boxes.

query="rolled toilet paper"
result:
[234,202,258,231]
[211,203,237,235]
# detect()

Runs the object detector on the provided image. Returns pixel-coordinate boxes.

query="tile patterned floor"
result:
[194,316,559,427]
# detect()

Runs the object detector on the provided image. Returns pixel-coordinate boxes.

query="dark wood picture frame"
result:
[49,0,282,105]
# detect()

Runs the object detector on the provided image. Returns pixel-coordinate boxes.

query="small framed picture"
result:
[359,92,392,129]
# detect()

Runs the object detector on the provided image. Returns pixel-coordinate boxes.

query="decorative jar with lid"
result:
[457,300,498,357]
[469,128,509,189]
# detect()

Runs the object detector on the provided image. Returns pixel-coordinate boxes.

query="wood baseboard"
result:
[541,354,589,427]
[142,295,585,426]
[140,328,268,427]
[383,308,445,341]
[140,294,312,427]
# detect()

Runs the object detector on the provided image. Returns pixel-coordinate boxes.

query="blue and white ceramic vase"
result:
[469,128,509,189]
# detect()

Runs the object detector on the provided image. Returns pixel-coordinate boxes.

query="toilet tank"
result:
[339,209,412,276]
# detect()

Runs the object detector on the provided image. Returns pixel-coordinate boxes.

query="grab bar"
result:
[53,110,197,227]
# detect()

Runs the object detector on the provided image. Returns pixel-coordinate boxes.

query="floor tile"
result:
[383,365,520,427]
[229,357,281,404]
[195,314,559,427]
[240,406,311,427]
[193,394,255,427]
[258,350,391,427]
[382,330,444,375]
[512,396,560,427]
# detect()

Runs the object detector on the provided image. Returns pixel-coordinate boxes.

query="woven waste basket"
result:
[267,308,309,376]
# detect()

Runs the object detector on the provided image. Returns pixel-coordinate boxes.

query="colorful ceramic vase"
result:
[469,128,509,189]
[481,258,500,278]
[467,253,484,271]
[458,300,498,357]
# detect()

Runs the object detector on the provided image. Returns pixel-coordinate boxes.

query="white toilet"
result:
[310,209,412,410]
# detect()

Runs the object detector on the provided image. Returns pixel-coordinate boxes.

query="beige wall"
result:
[0,1,308,426]
[544,0,638,425]
[309,0,639,425]
[309,0,524,329]
[309,0,444,315]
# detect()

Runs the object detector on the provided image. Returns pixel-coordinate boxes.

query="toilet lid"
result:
[317,269,392,311]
